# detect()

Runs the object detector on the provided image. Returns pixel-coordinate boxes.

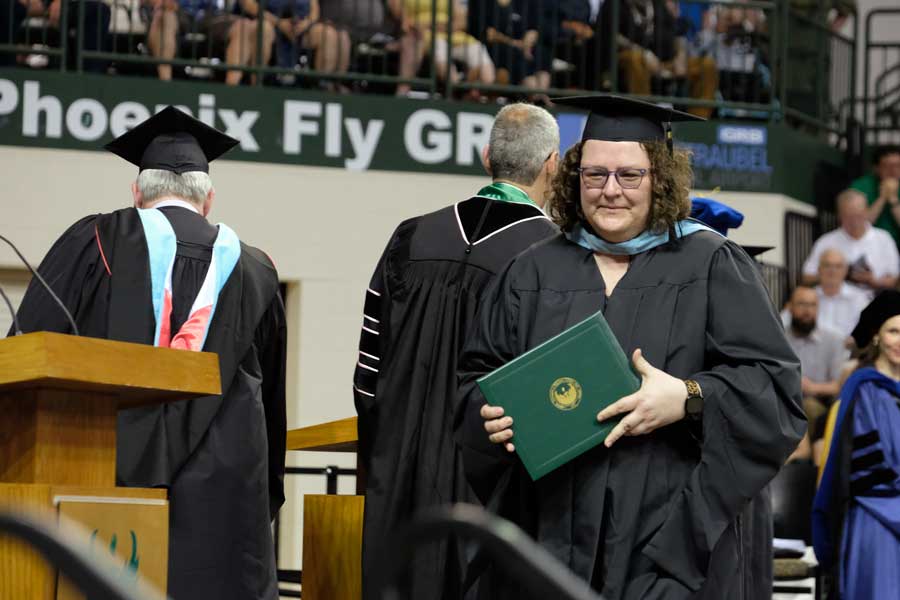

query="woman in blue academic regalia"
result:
[813,290,900,600]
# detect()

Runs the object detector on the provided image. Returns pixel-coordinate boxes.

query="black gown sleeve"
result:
[454,261,520,504]
[641,243,805,590]
[13,215,101,336]
[352,231,396,471]
[255,291,288,520]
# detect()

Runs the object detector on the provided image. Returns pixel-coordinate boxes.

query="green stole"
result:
[473,182,540,208]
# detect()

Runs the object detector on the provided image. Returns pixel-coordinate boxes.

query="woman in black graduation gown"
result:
[455,95,805,600]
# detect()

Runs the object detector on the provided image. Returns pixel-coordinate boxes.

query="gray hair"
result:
[835,188,866,210]
[819,247,847,267]
[488,103,560,186]
[136,169,213,206]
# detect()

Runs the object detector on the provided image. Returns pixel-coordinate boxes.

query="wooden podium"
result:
[0,332,221,599]
[287,417,362,600]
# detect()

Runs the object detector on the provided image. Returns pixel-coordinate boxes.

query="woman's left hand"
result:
[597,349,688,447]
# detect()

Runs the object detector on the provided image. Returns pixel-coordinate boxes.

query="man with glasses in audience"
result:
[812,248,870,340]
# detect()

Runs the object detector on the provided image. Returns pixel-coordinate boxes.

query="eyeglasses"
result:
[577,167,649,189]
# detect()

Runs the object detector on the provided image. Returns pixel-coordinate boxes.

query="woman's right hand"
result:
[481,403,515,453]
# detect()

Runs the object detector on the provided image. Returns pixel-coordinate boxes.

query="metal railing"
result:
[758,260,788,310]
[0,0,857,135]
[458,0,782,110]
[862,8,900,147]
[784,211,818,293]
[779,3,856,137]
[372,504,604,600]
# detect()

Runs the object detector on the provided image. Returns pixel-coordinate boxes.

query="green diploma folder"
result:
[476,310,640,480]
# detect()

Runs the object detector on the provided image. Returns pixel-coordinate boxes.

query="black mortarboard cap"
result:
[553,94,704,147]
[104,106,239,174]
[851,290,900,349]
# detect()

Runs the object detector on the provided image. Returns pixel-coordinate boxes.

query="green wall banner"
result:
[0,68,842,200]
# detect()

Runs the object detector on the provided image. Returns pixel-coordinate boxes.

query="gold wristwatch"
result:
[684,379,703,421]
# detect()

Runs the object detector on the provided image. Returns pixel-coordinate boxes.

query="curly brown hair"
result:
[548,140,694,234]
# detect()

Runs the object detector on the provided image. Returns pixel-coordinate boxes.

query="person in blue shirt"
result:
[231,0,350,87]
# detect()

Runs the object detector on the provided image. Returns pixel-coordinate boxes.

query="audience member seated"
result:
[814,248,870,339]
[388,0,495,97]
[602,0,668,96]
[146,0,238,81]
[785,285,849,429]
[283,0,351,84]
[0,0,44,66]
[601,0,717,117]
[676,0,706,42]
[665,0,722,115]
[45,0,112,72]
[146,0,177,80]
[825,0,856,32]
[105,0,145,50]
[852,145,900,248]
[319,0,389,48]
[467,0,541,89]
[209,0,270,85]
[791,0,857,32]
[552,0,603,91]
[694,5,770,104]
[802,189,900,298]
[232,0,350,87]
[782,248,869,339]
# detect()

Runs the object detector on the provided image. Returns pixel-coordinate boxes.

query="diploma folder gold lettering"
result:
[476,310,640,480]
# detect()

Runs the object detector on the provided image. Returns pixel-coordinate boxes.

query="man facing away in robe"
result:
[353,102,560,600]
[12,107,287,600]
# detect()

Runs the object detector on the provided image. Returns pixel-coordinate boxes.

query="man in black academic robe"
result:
[12,107,286,600]
[352,103,560,600]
